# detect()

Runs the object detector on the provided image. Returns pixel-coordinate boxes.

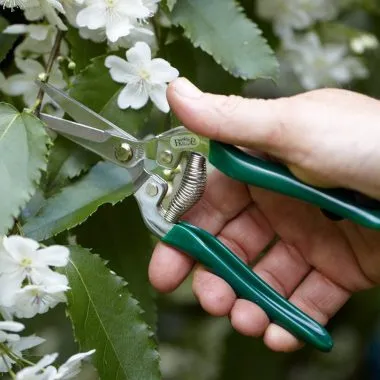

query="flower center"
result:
[20,258,33,267]
[139,68,150,81]
[105,0,115,7]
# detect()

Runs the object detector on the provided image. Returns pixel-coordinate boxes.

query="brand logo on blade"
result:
[170,135,200,149]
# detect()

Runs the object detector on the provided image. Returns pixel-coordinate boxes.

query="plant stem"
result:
[34,30,64,116]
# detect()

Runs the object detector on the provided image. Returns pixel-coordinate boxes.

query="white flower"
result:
[15,350,95,379]
[0,0,28,8]
[283,32,368,89]
[0,333,45,373]
[2,57,66,108]
[6,284,69,319]
[257,0,340,38]
[76,0,153,43]
[0,235,69,307]
[24,0,67,31]
[105,42,179,112]
[16,353,58,380]
[61,0,85,26]
[0,321,24,343]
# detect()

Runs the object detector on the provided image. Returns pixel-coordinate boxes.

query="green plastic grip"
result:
[162,221,333,352]
[209,141,380,229]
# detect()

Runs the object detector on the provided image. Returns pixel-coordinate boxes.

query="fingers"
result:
[149,170,251,292]
[264,271,350,352]
[229,241,311,338]
[167,77,302,160]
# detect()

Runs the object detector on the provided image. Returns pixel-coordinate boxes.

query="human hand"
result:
[149,78,380,352]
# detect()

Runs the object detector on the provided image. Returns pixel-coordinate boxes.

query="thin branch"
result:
[34,30,64,116]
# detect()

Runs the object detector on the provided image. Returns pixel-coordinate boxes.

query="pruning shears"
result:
[37,81,380,353]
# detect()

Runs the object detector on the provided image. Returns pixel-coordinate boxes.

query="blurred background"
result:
[2,0,380,379]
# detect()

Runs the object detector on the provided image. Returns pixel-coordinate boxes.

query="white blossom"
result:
[350,34,379,54]
[6,285,69,319]
[0,329,45,373]
[61,0,85,26]
[2,57,66,108]
[15,350,95,379]
[105,42,179,112]
[24,0,67,30]
[256,0,340,39]
[76,0,154,43]
[0,321,24,343]
[0,236,69,307]
[0,0,28,8]
[283,32,368,89]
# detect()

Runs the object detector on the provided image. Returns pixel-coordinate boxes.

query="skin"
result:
[149,77,380,352]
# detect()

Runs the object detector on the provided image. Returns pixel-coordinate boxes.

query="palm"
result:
[150,170,380,352]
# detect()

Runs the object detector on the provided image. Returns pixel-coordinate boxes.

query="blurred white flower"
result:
[0,235,69,307]
[350,34,379,54]
[15,350,95,379]
[257,0,339,38]
[0,0,27,8]
[283,32,368,89]
[24,0,67,30]
[0,330,45,373]
[105,41,179,112]
[6,284,68,319]
[0,321,24,343]
[76,0,154,43]
[61,0,85,26]
[2,57,66,108]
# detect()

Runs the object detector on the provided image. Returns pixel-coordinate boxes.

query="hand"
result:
[149,78,380,352]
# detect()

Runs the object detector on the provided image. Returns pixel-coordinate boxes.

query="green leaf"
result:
[0,104,49,234]
[45,136,98,195]
[0,16,18,64]
[63,246,160,380]
[75,198,157,328]
[23,161,134,241]
[166,0,177,11]
[171,0,279,80]
[69,56,162,139]
[66,25,108,73]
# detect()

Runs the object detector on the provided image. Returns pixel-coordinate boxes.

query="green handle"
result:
[209,141,380,229]
[162,221,333,352]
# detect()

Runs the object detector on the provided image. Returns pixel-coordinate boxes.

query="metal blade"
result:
[40,113,125,143]
[36,81,138,142]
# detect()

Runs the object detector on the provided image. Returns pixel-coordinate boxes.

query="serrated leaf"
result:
[66,26,108,73]
[69,56,158,139]
[0,16,18,64]
[75,198,157,328]
[45,136,98,195]
[0,103,49,234]
[63,246,160,380]
[23,161,134,241]
[172,0,279,80]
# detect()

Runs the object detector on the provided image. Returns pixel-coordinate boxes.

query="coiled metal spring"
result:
[164,153,207,223]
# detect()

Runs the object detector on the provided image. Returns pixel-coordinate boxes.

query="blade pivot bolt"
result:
[115,143,133,162]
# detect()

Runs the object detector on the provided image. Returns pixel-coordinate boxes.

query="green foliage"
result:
[171,0,279,80]
[0,103,48,234]
[23,162,134,241]
[44,136,98,195]
[75,199,157,329]
[63,246,160,380]
[0,16,18,64]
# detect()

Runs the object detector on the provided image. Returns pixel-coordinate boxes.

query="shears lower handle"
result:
[162,221,333,352]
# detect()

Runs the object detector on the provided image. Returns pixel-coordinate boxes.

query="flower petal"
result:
[31,267,69,287]
[3,235,39,261]
[106,17,134,42]
[11,335,45,352]
[117,82,149,109]
[0,321,24,333]
[3,74,33,97]
[3,24,28,35]
[105,56,138,83]
[76,5,106,29]
[0,271,26,306]
[149,83,170,113]
[56,349,95,379]
[149,58,179,83]
[36,245,70,267]
[126,41,151,64]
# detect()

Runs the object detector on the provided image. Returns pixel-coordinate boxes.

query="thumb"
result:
[167,78,300,160]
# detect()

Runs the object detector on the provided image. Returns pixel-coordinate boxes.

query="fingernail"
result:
[173,77,202,99]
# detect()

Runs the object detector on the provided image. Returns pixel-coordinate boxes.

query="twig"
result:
[34,30,64,116]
